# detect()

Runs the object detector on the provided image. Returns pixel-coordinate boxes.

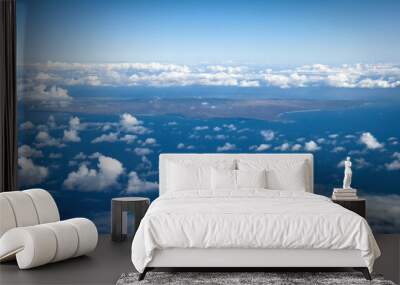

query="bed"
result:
[131,153,380,280]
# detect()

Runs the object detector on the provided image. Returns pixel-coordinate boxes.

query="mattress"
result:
[131,190,380,273]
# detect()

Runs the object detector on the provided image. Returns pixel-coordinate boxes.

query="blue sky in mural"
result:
[17,0,400,64]
[16,0,400,233]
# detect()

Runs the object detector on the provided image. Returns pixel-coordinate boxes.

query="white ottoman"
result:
[0,189,98,269]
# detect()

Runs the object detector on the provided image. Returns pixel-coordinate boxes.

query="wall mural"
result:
[17,0,400,233]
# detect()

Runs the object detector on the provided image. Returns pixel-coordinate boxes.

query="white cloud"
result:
[73,152,87,160]
[47,115,57,129]
[86,75,101,86]
[239,80,260,87]
[119,113,148,134]
[354,158,371,169]
[264,74,290,88]
[385,152,400,171]
[26,62,400,89]
[89,152,102,159]
[62,116,82,142]
[143,138,157,145]
[18,157,48,187]
[49,153,62,159]
[326,72,356,88]
[17,144,48,187]
[223,124,237,131]
[120,113,140,127]
[35,131,65,148]
[63,129,81,142]
[274,143,290,151]
[263,72,309,88]
[345,134,356,139]
[359,132,384,150]
[393,152,400,160]
[207,65,243,73]
[36,124,49,132]
[311,64,332,72]
[260,130,275,141]
[348,150,363,155]
[36,131,50,141]
[20,121,35,130]
[102,124,112,131]
[135,156,153,172]
[68,116,81,130]
[332,146,346,153]
[358,78,400,88]
[250,144,271,152]
[134,147,152,156]
[63,155,124,191]
[176,143,195,150]
[23,84,72,107]
[91,132,119,143]
[120,134,137,144]
[194,126,209,131]
[126,171,158,193]
[217,142,236,152]
[35,72,52,80]
[291,144,302,151]
[337,160,346,168]
[304,140,320,152]
[18,145,43,158]
[386,160,400,170]
[366,195,400,233]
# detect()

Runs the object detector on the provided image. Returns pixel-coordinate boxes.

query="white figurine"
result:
[342,156,352,189]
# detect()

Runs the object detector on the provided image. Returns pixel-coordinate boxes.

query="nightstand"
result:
[332,198,366,218]
[111,197,150,242]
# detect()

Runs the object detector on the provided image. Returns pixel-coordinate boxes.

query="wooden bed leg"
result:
[354,267,372,280]
[138,268,148,281]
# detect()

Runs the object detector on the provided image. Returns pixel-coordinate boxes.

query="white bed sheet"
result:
[131,190,380,273]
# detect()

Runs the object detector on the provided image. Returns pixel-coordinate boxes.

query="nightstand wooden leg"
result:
[354,267,371,280]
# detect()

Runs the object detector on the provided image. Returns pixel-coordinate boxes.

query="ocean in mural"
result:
[16,0,400,233]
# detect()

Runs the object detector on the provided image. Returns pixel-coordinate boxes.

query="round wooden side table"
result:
[111,197,150,242]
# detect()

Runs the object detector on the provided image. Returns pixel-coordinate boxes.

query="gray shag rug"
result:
[116,271,395,285]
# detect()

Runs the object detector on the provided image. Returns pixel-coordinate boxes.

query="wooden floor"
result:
[0,234,399,285]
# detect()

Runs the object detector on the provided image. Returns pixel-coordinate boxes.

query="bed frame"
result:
[139,154,371,280]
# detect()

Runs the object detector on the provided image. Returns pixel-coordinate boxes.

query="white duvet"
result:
[131,190,380,273]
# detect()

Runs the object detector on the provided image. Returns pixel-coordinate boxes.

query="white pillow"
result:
[211,168,236,190]
[211,169,267,190]
[238,159,308,191]
[167,159,236,192]
[236,169,267,189]
[168,162,209,191]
